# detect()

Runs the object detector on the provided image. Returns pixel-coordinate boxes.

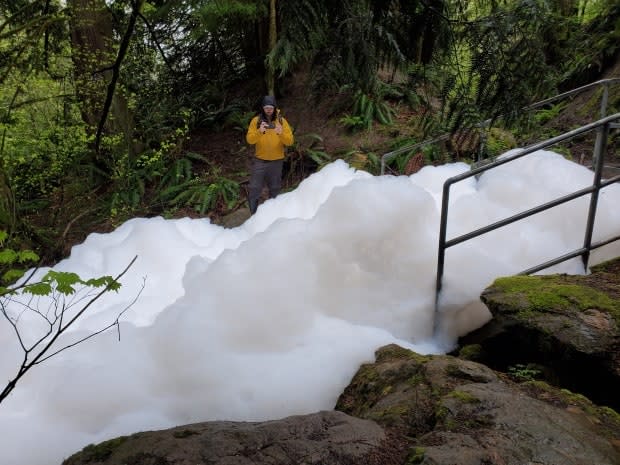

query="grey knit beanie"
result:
[262,95,277,108]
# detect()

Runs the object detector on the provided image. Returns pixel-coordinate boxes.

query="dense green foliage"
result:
[0,0,618,257]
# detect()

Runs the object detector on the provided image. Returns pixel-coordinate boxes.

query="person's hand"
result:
[260,121,268,134]
[275,123,283,135]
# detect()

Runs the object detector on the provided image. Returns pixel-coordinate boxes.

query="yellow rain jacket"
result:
[246,111,294,161]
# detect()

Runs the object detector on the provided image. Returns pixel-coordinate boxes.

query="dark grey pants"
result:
[248,158,284,214]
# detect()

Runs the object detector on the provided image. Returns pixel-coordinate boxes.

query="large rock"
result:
[65,345,620,465]
[62,410,401,465]
[459,257,620,410]
[336,344,620,465]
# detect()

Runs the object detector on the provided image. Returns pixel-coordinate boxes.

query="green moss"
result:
[523,381,620,430]
[369,404,411,426]
[485,127,517,157]
[444,363,462,377]
[357,364,380,382]
[560,390,620,432]
[589,257,620,273]
[336,364,385,415]
[78,436,128,462]
[447,390,480,404]
[407,372,426,386]
[435,404,450,424]
[598,406,620,424]
[444,418,457,430]
[375,344,430,363]
[559,388,589,401]
[507,363,542,382]
[406,447,426,464]
[491,275,620,323]
[458,344,482,361]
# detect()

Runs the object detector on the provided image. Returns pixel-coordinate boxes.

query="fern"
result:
[339,114,366,132]
[348,88,395,130]
[532,102,568,125]
[306,148,332,167]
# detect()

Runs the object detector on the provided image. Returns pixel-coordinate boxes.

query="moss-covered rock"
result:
[337,345,620,465]
[490,274,620,325]
[461,256,620,411]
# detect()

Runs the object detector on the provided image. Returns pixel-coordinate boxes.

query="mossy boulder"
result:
[460,257,620,410]
[338,344,620,465]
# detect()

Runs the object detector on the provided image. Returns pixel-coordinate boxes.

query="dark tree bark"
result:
[68,0,139,169]
[68,0,114,129]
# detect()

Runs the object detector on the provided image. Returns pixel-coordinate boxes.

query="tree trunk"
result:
[0,170,14,232]
[266,0,277,95]
[68,0,114,129]
[68,0,138,169]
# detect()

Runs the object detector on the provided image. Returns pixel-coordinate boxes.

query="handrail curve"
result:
[433,112,620,335]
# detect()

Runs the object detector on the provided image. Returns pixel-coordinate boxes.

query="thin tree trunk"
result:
[266,0,277,95]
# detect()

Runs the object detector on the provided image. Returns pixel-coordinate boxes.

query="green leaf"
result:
[45,270,81,286]
[24,282,52,296]
[2,269,25,283]
[0,249,18,265]
[44,271,82,295]
[18,250,39,263]
[55,281,78,295]
[85,276,120,291]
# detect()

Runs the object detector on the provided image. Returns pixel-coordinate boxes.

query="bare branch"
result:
[37,275,146,363]
[0,255,139,405]
[137,11,174,72]
[60,208,97,244]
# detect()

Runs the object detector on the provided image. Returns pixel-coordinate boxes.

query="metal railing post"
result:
[435,182,452,315]
[581,121,609,270]
[600,82,609,118]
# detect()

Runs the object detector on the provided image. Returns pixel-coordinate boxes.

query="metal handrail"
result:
[523,77,620,117]
[381,77,620,175]
[434,112,620,333]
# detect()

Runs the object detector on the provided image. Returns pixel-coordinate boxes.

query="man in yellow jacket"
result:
[245,95,294,214]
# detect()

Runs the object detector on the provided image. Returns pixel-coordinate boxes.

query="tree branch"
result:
[0,255,139,405]
[137,11,174,72]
